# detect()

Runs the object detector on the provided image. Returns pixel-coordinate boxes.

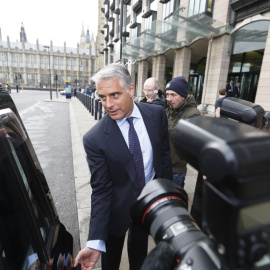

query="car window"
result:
[0,109,52,269]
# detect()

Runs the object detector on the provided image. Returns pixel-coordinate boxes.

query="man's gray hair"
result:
[152,77,159,89]
[92,63,132,91]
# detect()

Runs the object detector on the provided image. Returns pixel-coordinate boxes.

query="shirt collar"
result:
[116,102,141,127]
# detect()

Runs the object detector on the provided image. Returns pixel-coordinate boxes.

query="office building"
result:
[96,0,270,110]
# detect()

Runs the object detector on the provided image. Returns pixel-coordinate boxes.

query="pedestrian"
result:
[140,77,167,108]
[165,76,200,188]
[74,87,77,97]
[6,83,11,94]
[225,80,235,97]
[16,84,19,93]
[215,88,227,118]
[74,63,172,270]
[85,85,90,95]
[91,86,96,99]
[234,82,241,98]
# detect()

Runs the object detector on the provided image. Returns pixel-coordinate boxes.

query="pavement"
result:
[54,94,198,269]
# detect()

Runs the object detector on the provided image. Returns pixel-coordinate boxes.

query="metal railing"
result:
[76,92,104,120]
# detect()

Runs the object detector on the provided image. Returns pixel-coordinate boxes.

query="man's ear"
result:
[129,83,135,97]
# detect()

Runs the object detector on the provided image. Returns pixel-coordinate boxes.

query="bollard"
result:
[91,98,94,116]
[98,101,103,120]
[94,100,98,120]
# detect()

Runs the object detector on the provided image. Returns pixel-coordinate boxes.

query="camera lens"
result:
[131,178,207,258]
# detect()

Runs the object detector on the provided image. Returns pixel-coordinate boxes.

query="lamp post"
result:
[44,46,52,100]
[119,0,124,63]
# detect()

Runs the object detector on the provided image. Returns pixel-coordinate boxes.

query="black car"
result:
[0,91,80,269]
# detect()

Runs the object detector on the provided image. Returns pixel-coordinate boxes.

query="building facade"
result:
[0,23,97,89]
[96,0,270,111]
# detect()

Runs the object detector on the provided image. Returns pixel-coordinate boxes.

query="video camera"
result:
[131,98,270,270]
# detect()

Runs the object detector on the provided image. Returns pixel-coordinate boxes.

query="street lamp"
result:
[44,46,52,100]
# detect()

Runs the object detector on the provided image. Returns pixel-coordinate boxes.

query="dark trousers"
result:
[101,223,148,270]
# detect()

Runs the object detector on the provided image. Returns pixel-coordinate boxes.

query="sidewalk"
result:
[68,96,198,269]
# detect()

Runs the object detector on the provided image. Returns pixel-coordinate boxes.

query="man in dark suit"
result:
[234,82,241,98]
[225,80,235,97]
[74,63,172,270]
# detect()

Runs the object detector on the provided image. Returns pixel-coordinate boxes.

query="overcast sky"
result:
[0,0,98,48]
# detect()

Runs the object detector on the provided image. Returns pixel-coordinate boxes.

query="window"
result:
[163,0,177,19]
[91,60,95,75]
[40,56,44,69]
[80,60,83,71]
[60,58,64,70]
[27,55,31,68]
[20,55,24,68]
[144,12,157,31]
[67,58,71,71]
[0,109,51,269]
[46,56,49,69]
[73,59,77,71]
[54,57,58,70]
[41,74,46,85]
[85,60,88,72]
[12,54,17,67]
[162,0,179,32]
[28,73,32,85]
[34,74,38,85]
[33,56,37,68]
[5,53,8,67]
[188,0,213,17]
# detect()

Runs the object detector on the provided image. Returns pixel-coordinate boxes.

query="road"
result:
[11,90,81,255]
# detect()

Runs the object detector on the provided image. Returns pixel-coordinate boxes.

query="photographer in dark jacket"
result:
[140,77,167,108]
[165,76,201,188]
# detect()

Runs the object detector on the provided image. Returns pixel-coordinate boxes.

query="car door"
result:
[0,92,79,269]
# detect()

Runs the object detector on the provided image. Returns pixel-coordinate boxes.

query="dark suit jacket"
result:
[226,83,235,97]
[234,86,240,98]
[83,102,172,241]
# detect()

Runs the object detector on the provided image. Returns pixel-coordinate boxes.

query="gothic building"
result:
[0,23,97,89]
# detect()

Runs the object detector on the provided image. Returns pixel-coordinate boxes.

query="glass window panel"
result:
[40,56,44,69]
[27,56,31,68]
[54,57,57,70]
[73,59,77,71]
[67,58,71,71]
[20,55,24,68]
[232,20,270,55]
[33,56,37,68]
[12,55,17,67]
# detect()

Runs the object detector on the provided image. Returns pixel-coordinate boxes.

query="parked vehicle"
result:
[60,89,66,95]
[0,91,80,269]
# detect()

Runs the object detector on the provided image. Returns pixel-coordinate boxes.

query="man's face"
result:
[97,78,134,120]
[230,80,234,85]
[166,90,185,109]
[143,80,157,100]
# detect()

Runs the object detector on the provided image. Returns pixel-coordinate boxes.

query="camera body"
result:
[131,98,270,270]
[175,116,270,269]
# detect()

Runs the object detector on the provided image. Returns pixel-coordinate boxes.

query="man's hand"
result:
[74,247,100,270]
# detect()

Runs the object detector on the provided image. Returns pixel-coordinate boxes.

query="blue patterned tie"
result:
[127,117,145,191]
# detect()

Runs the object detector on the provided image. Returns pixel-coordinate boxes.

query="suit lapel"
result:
[103,115,139,189]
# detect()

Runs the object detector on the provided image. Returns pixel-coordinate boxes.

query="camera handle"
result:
[176,241,223,270]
